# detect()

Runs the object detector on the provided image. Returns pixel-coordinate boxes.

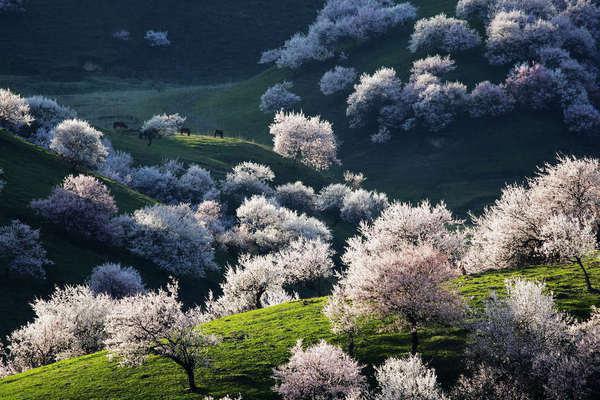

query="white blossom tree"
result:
[272,340,367,400]
[275,181,317,213]
[270,111,340,171]
[320,66,358,95]
[88,263,145,299]
[408,14,481,54]
[410,55,456,77]
[0,220,52,278]
[467,81,515,118]
[374,354,446,400]
[340,244,464,353]
[504,63,565,110]
[144,30,171,47]
[340,188,389,223]
[31,174,118,241]
[140,113,185,145]
[49,119,108,168]
[25,96,76,143]
[221,161,275,205]
[0,88,33,131]
[259,81,301,113]
[105,280,219,393]
[120,203,216,277]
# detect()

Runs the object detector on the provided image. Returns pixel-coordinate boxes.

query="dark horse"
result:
[113,121,129,130]
[180,127,191,136]
[214,129,224,138]
[139,128,159,146]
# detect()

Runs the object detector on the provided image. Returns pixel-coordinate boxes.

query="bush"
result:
[0,88,32,131]
[49,119,108,168]
[31,174,118,241]
[340,188,388,223]
[468,81,515,118]
[275,182,317,213]
[320,66,358,95]
[259,81,301,113]
[144,30,170,47]
[122,204,216,277]
[88,263,145,299]
[0,220,52,278]
[410,55,456,77]
[270,110,340,171]
[408,14,481,54]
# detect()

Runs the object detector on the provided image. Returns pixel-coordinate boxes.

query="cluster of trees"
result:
[260,0,417,69]
[275,278,600,400]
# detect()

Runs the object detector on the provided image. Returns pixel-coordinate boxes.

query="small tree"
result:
[467,81,515,118]
[539,214,597,292]
[26,96,76,134]
[0,88,33,131]
[270,111,340,171]
[260,81,301,113]
[273,340,367,400]
[105,280,219,393]
[31,174,118,240]
[275,181,317,213]
[340,244,464,353]
[221,161,275,205]
[49,119,108,168]
[408,14,481,54]
[410,55,456,77]
[88,263,145,299]
[340,188,389,223]
[375,354,446,400]
[0,220,52,278]
[140,113,185,145]
[320,66,358,95]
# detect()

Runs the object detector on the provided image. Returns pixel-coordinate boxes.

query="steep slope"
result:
[0,258,598,400]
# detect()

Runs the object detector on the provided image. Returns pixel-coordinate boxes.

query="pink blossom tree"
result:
[272,340,367,400]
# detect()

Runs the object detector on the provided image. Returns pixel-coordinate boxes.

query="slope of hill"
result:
[0,131,213,337]
[0,258,598,400]
[0,0,323,82]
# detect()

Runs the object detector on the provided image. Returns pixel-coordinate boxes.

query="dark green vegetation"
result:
[1,258,598,400]
[0,0,322,82]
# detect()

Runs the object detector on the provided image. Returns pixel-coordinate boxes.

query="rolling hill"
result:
[0,258,598,400]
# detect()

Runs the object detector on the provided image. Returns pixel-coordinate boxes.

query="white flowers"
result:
[0,88,33,131]
[259,81,301,113]
[144,30,171,47]
[320,66,358,95]
[50,119,108,168]
[408,14,481,53]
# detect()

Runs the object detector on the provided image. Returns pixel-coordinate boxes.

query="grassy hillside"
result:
[0,131,218,337]
[1,258,598,400]
[0,0,323,82]
[3,0,598,216]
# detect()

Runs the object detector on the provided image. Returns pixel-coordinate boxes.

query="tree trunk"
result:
[410,324,419,355]
[185,366,199,393]
[347,333,355,357]
[575,256,596,292]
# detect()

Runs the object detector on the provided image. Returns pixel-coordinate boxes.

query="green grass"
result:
[0,131,223,337]
[1,258,598,400]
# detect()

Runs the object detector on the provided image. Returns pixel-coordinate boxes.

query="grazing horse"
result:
[113,121,129,130]
[214,129,224,138]
[180,127,191,136]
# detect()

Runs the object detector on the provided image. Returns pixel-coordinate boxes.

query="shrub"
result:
[262,0,416,69]
[346,67,402,128]
[88,263,145,299]
[144,30,170,47]
[320,66,358,95]
[273,340,367,400]
[259,81,301,113]
[221,161,275,204]
[468,81,515,117]
[340,188,389,223]
[0,88,32,131]
[408,14,481,54]
[270,110,340,170]
[233,196,331,252]
[31,174,118,240]
[316,183,353,212]
[49,119,108,168]
[4,285,113,373]
[504,62,565,110]
[410,55,456,77]
[122,204,216,277]
[0,220,52,278]
[275,182,317,213]
[26,96,76,133]
[375,355,446,400]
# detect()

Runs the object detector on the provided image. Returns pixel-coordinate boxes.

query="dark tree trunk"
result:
[575,256,596,293]
[410,324,419,355]
[347,333,355,357]
[185,366,199,393]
